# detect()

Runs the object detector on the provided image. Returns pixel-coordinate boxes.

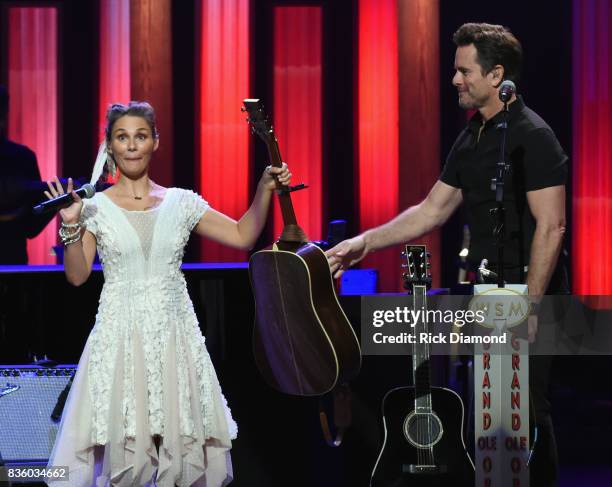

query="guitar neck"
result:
[267,137,308,242]
[412,284,432,413]
[243,99,308,243]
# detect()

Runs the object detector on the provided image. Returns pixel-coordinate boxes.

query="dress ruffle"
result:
[47,322,235,487]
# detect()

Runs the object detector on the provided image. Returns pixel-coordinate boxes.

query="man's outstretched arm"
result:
[326,180,462,277]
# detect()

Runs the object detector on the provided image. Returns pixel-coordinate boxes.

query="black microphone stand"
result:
[490,101,511,288]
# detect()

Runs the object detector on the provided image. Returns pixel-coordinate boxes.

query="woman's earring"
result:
[106,152,117,178]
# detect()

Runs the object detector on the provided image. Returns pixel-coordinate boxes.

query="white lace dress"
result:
[47,188,237,487]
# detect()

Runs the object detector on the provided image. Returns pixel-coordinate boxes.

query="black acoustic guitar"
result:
[242,99,361,396]
[371,245,474,487]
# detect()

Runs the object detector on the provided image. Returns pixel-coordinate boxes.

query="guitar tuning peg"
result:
[426,252,432,258]
[240,106,246,112]
[400,263,409,268]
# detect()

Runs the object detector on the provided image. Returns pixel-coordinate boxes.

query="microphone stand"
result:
[490,101,511,288]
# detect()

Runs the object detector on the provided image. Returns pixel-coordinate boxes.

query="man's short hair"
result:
[453,23,523,84]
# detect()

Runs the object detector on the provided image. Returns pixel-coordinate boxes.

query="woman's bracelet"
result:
[62,234,82,246]
[60,221,80,229]
[59,222,82,245]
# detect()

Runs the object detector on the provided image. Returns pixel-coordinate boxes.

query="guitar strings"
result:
[426,320,433,465]
[421,286,434,466]
[415,341,422,467]
[409,252,436,469]
[416,285,428,467]
[425,315,433,466]
[414,287,423,467]
[409,257,421,468]
[422,286,430,466]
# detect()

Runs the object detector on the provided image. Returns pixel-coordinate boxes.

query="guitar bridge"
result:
[403,464,447,475]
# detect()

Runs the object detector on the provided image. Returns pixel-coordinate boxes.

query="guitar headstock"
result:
[242,98,275,145]
[401,245,432,290]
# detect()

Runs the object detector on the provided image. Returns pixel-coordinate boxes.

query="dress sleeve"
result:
[80,200,99,237]
[183,190,210,231]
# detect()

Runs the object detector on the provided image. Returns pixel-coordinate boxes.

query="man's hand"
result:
[325,235,368,279]
[528,315,538,343]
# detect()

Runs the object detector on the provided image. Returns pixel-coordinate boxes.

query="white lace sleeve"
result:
[80,200,99,237]
[182,190,210,231]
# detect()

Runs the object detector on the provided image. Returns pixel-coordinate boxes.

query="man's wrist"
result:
[361,230,373,254]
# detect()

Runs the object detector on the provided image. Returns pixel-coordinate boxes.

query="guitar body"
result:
[371,386,474,487]
[372,245,474,487]
[249,242,361,396]
[243,99,361,397]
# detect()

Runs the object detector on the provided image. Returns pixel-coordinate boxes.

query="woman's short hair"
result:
[105,101,158,141]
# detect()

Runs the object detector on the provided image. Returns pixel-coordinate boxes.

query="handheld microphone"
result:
[33,183,96,214]
[498,80,516,103]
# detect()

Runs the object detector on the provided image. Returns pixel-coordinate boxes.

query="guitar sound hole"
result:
[403,412,444,448]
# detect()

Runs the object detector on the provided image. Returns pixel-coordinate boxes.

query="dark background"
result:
[1,1,610,486]
[0,0,574,284]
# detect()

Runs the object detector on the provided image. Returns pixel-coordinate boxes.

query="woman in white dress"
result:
[44,101,291,487]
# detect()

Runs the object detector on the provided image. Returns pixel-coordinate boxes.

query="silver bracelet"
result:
[59,227,80,239]
[59,222,82,245]
[62,233,82,246]
[60,221,80,229]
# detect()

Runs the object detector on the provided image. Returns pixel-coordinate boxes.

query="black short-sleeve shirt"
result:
[439,97,567,274]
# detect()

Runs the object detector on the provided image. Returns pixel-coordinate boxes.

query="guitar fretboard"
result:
[412,284,432,413]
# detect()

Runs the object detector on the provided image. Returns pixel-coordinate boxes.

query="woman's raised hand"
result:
[44,177,82,224]
[260,162,292,191]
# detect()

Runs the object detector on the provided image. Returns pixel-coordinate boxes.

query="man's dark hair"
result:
[0,85,8,121]
[453,23,523,84]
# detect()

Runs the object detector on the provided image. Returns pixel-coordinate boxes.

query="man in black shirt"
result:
[327,23,566,485]
[441,96,567,287]
[0,85,54,264]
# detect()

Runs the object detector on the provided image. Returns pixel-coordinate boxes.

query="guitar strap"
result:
[318,383,352,447]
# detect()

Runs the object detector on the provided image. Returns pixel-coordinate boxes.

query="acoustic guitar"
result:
[242,99,361,396]
[371,245,474,487]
